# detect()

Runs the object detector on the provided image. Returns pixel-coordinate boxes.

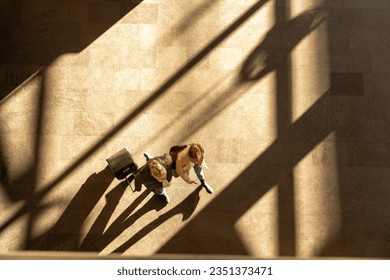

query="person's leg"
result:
[152,187,170,203]
[193,164,204,181]
[133,172,143,192]
[160,188,170,203]
[193,164,214,194]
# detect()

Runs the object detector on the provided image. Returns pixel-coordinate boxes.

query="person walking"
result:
[169,143,214,194]
[133,153,173,203]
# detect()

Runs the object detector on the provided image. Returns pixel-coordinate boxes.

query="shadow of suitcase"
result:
[106,148,138,180]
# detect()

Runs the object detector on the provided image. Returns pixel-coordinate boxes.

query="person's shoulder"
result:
[179,145,190,154]
[176,147,188,161]
[140,161,152,173]
[162,153,173,164]
[153,153,172,165]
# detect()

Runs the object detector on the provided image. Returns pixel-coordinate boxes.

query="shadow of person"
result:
[79,187,152,251]
[111,186,202,254]
[26,165,115,250]
[239,8,326,82]
[155,9,330,257]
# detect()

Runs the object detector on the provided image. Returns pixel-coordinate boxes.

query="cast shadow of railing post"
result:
[0,0,144,250]
[163,8,327,147]
[158,8,330,256]
[26,165,115,250]
[0,0,144,100]
[0,0,270,250]
[0,144,9,191]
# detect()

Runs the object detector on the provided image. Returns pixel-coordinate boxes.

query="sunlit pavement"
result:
[1,0,390,258]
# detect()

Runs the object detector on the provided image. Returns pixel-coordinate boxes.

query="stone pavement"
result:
[1,0,390,258]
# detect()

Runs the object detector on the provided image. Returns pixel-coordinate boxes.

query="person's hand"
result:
[187,178,197,184]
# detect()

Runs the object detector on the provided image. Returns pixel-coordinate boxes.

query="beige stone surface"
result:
[1,0,390,258]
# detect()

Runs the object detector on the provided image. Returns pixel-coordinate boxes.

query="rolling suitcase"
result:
[106,148,138,180]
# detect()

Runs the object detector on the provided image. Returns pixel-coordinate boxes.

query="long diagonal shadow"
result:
[163,0,220,38]
[158,7,329,256]
[0,0,270,249]
[112,187,202,254]
[0,144,8,189]
[26,166,116,250]
[159,5,390,258]
[158,88,339,255]
[80,189,153,252]
[163,9,326,146]
[0,0,144,249]
[318,0,390,258]
[0,0,143,101]
[81,180,202,253]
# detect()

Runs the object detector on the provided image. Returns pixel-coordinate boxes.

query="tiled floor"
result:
[1,0,390,258]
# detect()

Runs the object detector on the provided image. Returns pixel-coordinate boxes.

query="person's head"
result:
[149,159,167,180]
[188,143,204,165]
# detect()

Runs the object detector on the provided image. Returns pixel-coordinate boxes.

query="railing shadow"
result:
[0,0,144,249]
[2,1,389,258]
[26,165,115,250]
[159,4,390,258]
[0,0,143,100]
[0,0,271,251]
[239,8,326,82]
[318,0,390,258]
[144,8,326,149]
[0,143,9,194]
[158,8,330,256]
[158,89,337,255]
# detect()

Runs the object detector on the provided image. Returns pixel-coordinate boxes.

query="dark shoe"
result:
[202,181,214,194]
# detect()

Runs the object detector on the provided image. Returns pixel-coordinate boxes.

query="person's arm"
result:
[134,163,151,191]
[163,153,173,182]
[176,157,196,184]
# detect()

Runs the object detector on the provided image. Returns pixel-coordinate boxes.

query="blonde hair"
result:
[189,143,204,164]
[149,159,167,179]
